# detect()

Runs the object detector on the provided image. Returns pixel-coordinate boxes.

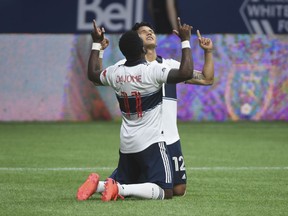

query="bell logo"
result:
[77,0,144,32]
[240,0,288,35]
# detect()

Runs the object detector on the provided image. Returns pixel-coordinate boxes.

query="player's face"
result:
[137,26,157,49]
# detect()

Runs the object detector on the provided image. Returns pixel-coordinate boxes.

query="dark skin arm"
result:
[88,18,194,85]
[87,19,108,85]
[166,17,194,84]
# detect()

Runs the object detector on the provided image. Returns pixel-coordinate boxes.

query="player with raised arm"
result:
[77,19,214,200]
[131,21,214,196]
[78,18,194,201]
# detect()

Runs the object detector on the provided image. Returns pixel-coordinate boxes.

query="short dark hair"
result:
[132,22,155,32]
[119,30,144,61]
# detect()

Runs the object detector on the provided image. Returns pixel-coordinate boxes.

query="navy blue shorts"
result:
[167,140,187,185]
[114,142,173,190]
[109,140,187,187]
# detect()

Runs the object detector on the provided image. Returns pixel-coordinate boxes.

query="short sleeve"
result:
[99,65,116,86]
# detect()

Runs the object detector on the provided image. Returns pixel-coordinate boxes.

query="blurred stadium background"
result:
[1,1,288,215]
[1,0,287,122]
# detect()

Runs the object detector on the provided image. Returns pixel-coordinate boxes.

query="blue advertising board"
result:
[0,0,287,34]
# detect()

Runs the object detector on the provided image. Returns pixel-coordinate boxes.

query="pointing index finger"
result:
[197,30,202,39]
[93,19,98,30]
[177,17,182,28]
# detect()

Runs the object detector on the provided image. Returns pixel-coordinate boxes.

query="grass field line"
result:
[0,166,287,172]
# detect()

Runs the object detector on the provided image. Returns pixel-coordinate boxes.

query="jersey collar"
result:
[156,55,163,63]
[124,58,147,67]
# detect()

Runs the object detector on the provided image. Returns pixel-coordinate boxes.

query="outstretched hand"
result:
[173,17,193,41]
[197,30,213,52]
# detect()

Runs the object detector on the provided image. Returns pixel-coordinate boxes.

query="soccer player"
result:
[79,18,194,201]
[77,20,214,200]
[128,21,214,196]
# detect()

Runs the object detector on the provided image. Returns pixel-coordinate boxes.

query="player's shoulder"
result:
[114,58,126,66]
[152,55,180,67]
[162,58,180,67]
[104,63,123,76]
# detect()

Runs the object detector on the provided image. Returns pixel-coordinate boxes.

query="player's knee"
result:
[164,189,173,199]
[173,184,186,196]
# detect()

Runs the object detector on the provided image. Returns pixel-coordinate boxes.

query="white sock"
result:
[96,181,105,193]
[117,183,164,200]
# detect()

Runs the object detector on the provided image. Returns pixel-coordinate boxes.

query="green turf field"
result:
[0,121,287,216]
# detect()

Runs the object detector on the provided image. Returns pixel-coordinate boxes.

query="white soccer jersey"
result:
[152,58,181,145]
[115,57,181,145]
[100,60,171,153]
[153,58,201,145]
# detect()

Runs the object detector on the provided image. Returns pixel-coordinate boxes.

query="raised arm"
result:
[185,30,214,85]
[87,19,108,85]
[166,17,194,84]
